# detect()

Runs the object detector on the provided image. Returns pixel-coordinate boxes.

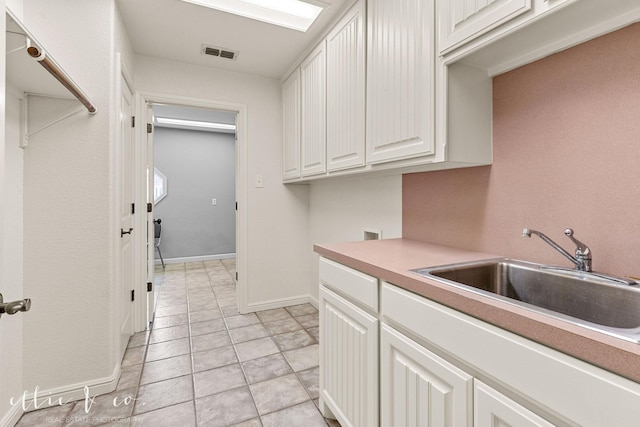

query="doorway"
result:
[151,104,237,263]
[133,93,248,331]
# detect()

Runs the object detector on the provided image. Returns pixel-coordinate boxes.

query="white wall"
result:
[154,127,236,259]
[20,0,119,400]
[308,174,402,302]
[1,4,26,421]
[134,55,311,310]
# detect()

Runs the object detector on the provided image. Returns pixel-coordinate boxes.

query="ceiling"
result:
[117,0,350,80]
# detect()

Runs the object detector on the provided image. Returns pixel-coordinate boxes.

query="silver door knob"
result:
[0,293,31,318]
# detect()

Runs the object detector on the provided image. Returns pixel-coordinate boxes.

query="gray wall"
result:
[154,127,236,259]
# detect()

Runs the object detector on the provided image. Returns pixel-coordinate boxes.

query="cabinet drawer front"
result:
[319,257,378,312]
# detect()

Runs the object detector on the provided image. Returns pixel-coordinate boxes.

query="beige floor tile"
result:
[15,403,74,427]
[249,374,309,415]
[261,401,327,427]
[190,318,226,336]
[121,346,146,368]
[145,338,190,362]
[263,317,303,335]
[234,337,279,362]
[155,303,189,318]
[189,308,223,323]
[256,308,291,323]
[283,344,319,372]
[229,323,269,344]
[241,353,293,385]
[133,376,193,415]
[272,329,315,352]
[295,313,319,329]
[64,387,136,426]
[152,313,189,329]
[225,313,260,329]
[191,330,232,353]
[149,325,189,344]
[194,364,247,398]
[285,304,318,317]
[195,386,258,427]
[140,354,192,385]
[192,345,238,372]
[297,366,319,399]
[117,364,143,391]
[129,401,196,427]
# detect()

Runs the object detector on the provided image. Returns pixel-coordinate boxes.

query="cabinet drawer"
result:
[319,257,378,312]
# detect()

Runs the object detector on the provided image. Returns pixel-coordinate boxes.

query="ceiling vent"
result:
[201,44,238,61]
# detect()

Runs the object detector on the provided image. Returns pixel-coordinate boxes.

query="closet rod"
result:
[26,43,97,114]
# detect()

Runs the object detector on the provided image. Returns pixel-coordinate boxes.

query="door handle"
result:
[121,227,133,237]
[0,293,31,319]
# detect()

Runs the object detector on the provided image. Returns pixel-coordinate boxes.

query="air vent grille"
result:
[202,44,238,61]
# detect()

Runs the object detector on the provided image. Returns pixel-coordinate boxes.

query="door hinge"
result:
[235,272,238,281]
[130,290,135,302]
[147,282,153,292]
[131,203,135,215]
[131,116,135,127]
[147,203,153,213]
[235,202,238,211]
[147,123,152,133]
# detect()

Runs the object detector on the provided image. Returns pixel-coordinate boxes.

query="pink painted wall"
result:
[403,23,640,279]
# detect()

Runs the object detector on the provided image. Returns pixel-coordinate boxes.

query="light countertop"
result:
[314,238,640,383]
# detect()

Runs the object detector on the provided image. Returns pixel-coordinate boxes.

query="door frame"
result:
[132,91,248,331]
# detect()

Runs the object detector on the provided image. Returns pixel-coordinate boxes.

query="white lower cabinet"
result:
[381,324,472,427]
[318,258,378,427]
[319,259,640,427]
[474,380,554,427]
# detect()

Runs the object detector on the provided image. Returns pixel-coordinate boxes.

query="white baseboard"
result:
[0,400,23,427]
[245,295,314,314]
[308,295,319,309]
[156,253,236,265]
[19,364,121,414]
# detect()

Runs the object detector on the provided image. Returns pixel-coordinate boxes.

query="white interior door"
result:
[146,105,156,324]
[119,68,135,359]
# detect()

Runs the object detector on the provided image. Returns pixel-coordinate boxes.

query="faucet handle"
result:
[564,228,592,271]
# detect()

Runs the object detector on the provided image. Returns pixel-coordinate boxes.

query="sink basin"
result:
[412,258,640,343]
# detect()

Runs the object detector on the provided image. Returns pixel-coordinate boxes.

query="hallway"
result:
[16,259,338,426]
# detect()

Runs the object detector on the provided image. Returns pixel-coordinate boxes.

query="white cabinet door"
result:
[282,69,301,180]
[300,41,327,177]
[326,0,365,172]
[475,380,555,427]
[319,285,378,427]
[366,0,435,164]
[381,324,472,427]
[438,0,532,53]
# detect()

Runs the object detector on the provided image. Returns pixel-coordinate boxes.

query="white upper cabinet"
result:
[300,41,327,177]
[326,0,366,172]
[366,0,435,164]
[282,69,301,180]
[438,0,532,54]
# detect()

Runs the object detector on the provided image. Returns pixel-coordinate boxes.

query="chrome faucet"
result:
[522,228,592,272]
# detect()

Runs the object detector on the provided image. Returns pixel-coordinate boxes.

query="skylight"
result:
[179,0,324,32]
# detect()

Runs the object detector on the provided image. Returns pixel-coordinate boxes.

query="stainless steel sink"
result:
[411,258,640,343]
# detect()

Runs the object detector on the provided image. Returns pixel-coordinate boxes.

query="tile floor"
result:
[16,259,340,427]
